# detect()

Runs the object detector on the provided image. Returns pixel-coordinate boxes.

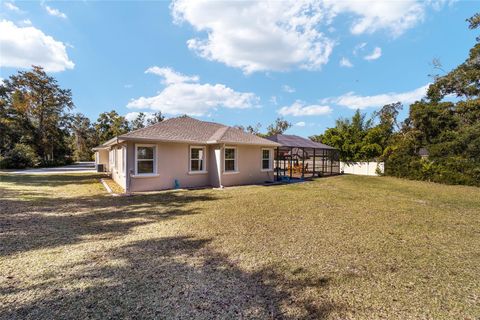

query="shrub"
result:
[0,144,39,169]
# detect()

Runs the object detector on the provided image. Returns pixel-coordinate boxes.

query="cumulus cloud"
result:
[364,47,382,60]
[278,100,332,117]
[127,67,259,116]
[145,66,199,84]
[295,121,306,127]
[171,1,447,73]
[282,85,295,93]
[45,5,67,19]
[4,2,20,12]
[171,0,335,73]
[0,20,74,72]
[339,57,353,67]
[323,84,429,110]
[325,0,426,37]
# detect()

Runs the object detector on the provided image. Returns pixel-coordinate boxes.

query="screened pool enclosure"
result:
[266,134,340,181]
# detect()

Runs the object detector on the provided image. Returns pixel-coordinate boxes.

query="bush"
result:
[0,144,39,169]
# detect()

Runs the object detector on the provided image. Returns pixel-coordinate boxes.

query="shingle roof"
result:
[104,116,279,146]
[265,134,335,149]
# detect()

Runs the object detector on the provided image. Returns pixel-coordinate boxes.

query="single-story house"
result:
[93,116,280,192]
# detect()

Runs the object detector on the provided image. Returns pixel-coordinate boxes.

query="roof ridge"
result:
[207,125,229,142]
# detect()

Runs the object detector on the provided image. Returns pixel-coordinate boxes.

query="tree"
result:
[130,112,146,131]
[146,111,165,126]
[384,13,480,186]
[95,110,130,143]
[1,66,74,162]
[235,123,262,136]
[311,110,388,162]
[70,113,96,161]
[266,117,291,135]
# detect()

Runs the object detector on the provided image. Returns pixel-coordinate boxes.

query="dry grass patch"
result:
[0,173,479,319]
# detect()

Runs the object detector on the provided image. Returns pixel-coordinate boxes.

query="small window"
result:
[262,149,272,171]
[136,145,156,175]
[224,147,237,172]
[190,146,206,172]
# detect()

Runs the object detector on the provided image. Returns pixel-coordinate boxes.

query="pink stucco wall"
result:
[107,141,275,192]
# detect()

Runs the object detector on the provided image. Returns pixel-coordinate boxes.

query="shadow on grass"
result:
[0,176,216,257]
[2,236,339,319]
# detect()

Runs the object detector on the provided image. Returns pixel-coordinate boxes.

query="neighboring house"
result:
[93,116,280,192]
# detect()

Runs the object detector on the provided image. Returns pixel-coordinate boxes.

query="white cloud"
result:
[0,20,74,72]
[323,84,429,110]
[145,66,199,84]
[124,111,158,122]
[270,96,278,105]
[4,2,20,12]
[325,0,426,37]
[278,100,332,117]
[353,42,367,55]
[127,66,259,116]
[20,19,32,26]
[45,5,67,19]
[339,57,353,68]
[171,1,448,73]
[295,121,306,127]
[282,85,295,93]
[364,47,382,60]
[171,0,335,74]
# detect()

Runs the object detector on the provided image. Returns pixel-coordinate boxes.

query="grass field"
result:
[0,173,479,319]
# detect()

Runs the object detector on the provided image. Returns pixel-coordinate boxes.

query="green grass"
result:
[1,173,479,319]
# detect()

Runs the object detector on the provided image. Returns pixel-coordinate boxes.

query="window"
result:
[262,149,272,171]
[136,145,156,175]
[224,147,237,172]
[190,146,206,172]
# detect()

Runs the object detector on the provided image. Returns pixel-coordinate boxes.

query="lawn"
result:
[0,173,479,319]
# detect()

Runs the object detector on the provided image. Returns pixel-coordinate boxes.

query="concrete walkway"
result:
[4,162,97,175]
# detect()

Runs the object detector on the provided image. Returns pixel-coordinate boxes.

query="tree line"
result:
[311,14,480,186]
[0,66,164,169]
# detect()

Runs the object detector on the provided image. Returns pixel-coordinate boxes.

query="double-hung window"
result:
[190,146,206,173]
[262,148,272,171]
[135,145,156,175]
[224,147,237,172]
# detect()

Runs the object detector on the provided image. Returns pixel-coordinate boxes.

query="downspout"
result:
[215,144,224,188]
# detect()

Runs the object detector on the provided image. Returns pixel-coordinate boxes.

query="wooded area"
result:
[0,66,164,168]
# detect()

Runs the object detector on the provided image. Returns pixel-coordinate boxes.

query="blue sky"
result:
[0,0,477,136]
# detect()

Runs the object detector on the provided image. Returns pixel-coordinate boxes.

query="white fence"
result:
[340,161,384,176]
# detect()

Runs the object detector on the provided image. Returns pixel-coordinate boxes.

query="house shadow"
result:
[2,236,339,319]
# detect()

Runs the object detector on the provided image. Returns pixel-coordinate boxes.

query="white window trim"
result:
[189,145,208,174]
[134,144,157,176]
[261,148,274,172]
[223,146,238,174]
